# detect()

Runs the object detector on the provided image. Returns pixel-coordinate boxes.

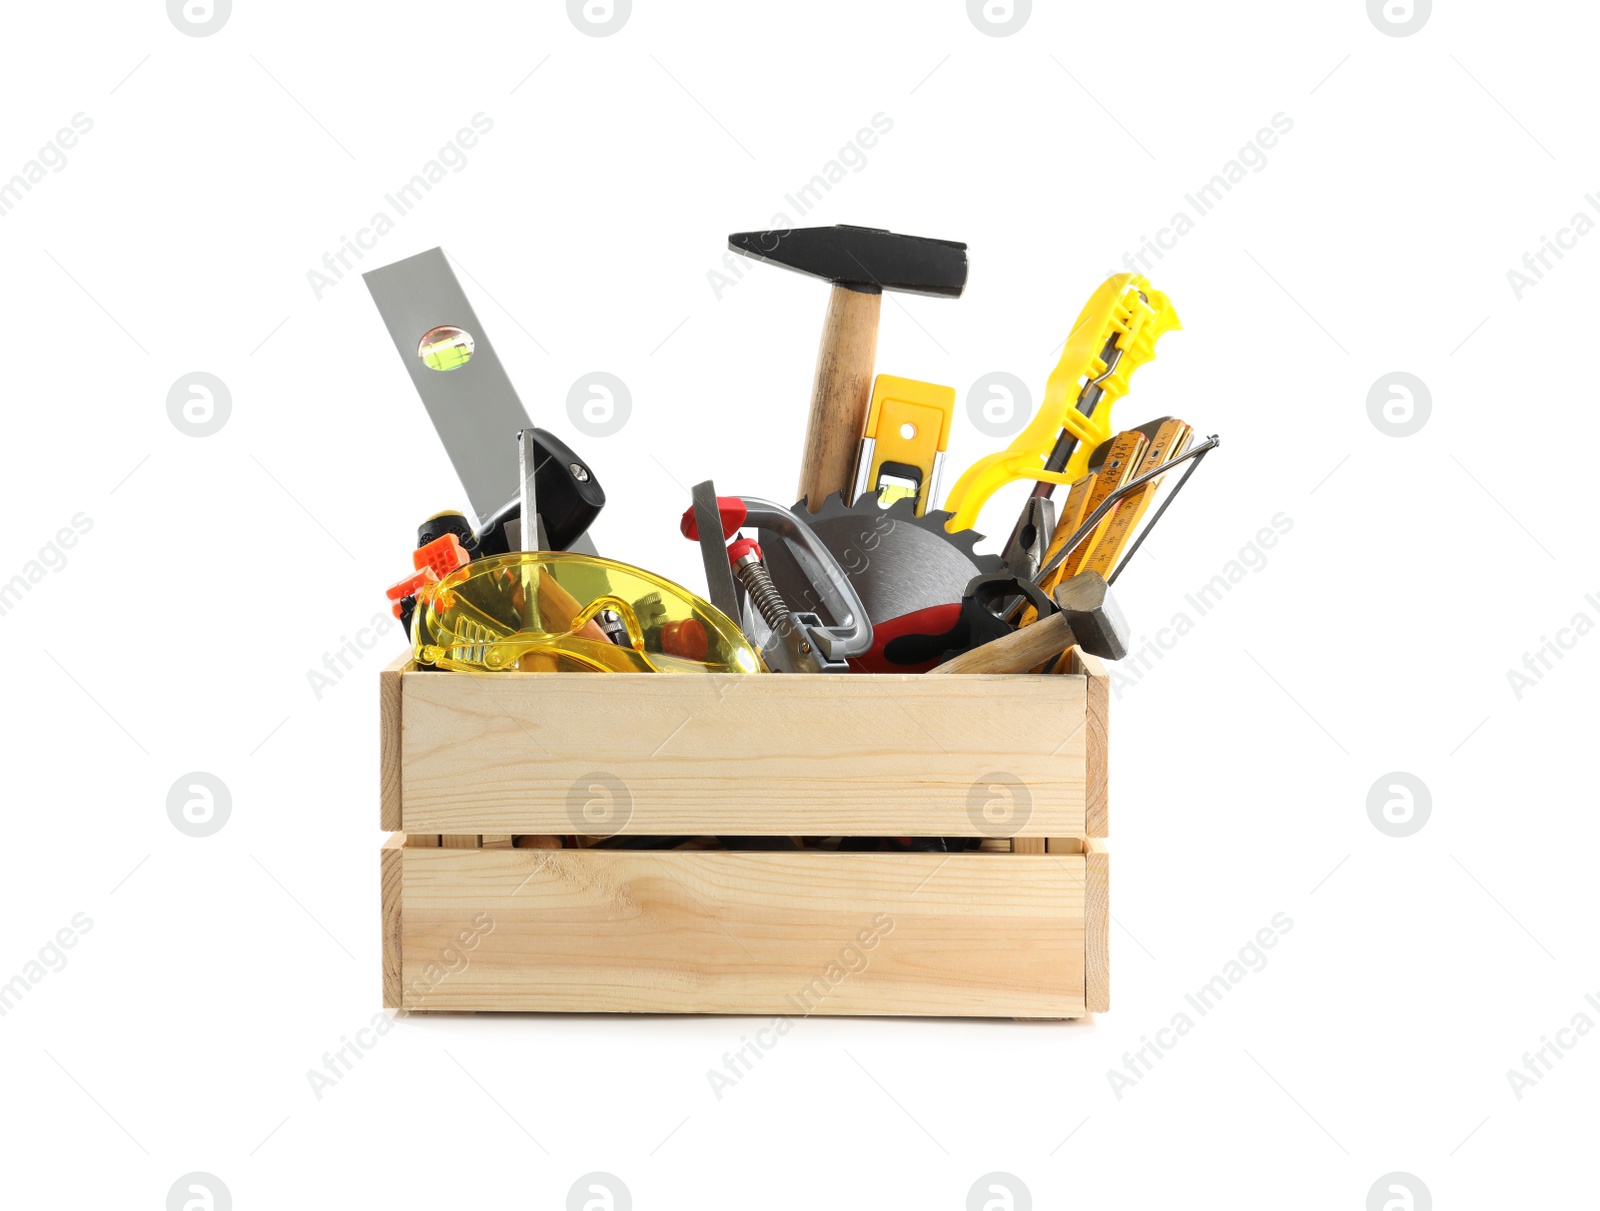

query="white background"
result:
[3,1,1595,1206]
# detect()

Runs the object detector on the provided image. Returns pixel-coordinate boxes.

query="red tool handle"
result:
[679,497,748,540]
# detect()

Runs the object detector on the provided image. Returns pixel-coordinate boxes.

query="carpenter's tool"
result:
[506,427,550,552]
[1102,434,1215,585]
[1079,418,1192,579]
[927,573,1129,674]
[1032,435,1222,589]
[850,375,956,515]
[1032,428,1147,608]
[680,495,873,674]
[689,480,742,625]
[942,274,1179,533]
[756,490,1004,674]
[883,570,1061,668]
[1015,420,1178,626]
[727,538,852,673]
[727,225,968,512]
[1001,495,1057,580]
[363,248,604,554]
[1020,472,1094,608]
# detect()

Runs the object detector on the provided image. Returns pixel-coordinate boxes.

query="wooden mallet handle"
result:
[799,284,881,512]
[926,611,1078,675]
[927,571,1125,674]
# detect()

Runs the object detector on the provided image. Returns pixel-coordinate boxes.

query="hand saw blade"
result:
[362,248,534,531]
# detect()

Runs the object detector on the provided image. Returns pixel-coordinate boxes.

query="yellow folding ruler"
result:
[1079,418,1193,578]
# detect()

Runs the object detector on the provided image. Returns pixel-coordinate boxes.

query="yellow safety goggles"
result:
[413,551,762,674]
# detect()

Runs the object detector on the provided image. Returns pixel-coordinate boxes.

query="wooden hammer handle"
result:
[799,284,881,511]
[926,613,1078,675]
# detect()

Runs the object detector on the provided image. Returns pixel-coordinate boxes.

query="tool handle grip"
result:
[799,284,880,512]
[926,613,1077,675]
[679,497,748,540]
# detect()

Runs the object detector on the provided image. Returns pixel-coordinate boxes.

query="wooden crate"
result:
[380,650,1110,1018]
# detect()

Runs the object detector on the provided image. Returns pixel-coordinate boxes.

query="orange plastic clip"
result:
[414,533,469,580]
[385,534,472,618]
[385,569,435,617]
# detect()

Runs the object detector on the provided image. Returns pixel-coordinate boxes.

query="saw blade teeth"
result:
[922,508,987,552]
[797,491,851,520]
[790,489,1001,564]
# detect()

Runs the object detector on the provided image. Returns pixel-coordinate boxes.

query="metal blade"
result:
[691,480,741,624]
[363,247,532,529]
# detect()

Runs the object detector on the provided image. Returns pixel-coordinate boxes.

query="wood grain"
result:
[1071,649,1109,837]
[381,834,404,1009]
[801,284,881,511]
[1085,837,1109,1013]
[399,672,1088,836]
[397,847,1087,1017]
[380,651,408,831]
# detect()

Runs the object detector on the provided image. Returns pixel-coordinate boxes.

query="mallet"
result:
[727,224,968,512]
[926,571,1129,674]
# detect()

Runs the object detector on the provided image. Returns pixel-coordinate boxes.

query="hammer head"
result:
[1052,571,1130,661]
[728,225,968,297]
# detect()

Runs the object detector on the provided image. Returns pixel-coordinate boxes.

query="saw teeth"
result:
[769,490,1004,627]
[797,490,997,561]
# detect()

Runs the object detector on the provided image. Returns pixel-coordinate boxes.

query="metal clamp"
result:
[734,497,872,672]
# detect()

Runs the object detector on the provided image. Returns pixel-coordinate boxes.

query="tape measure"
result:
[852,375,955,515]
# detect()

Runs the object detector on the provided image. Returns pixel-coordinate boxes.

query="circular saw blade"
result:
[760,490,1002,632]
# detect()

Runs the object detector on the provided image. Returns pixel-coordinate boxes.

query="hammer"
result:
[728,224,968,512]
[926,572,1128,674]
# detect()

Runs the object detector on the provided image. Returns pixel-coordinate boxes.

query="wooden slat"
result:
[439,835,480,848]
[480,835,513,849]
[379,652,408,831]
[381,834,405,1009]
[1011,837,1046,854]
[1070,649,1109,837]
[1047,837,1083,854]
[400,672,1088,836]
[1085,838,1109,1012]
[398,848,1087,1017]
